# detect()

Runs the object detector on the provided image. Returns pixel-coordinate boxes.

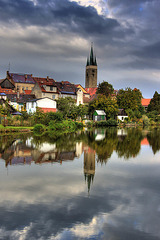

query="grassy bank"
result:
[0,124,33,133]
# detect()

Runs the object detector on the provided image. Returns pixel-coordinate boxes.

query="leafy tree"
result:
[77,104,89,120]
[147,91,160,113]
[96,81,114,97]
[89,94,118,119]
[117,88,142,111]
[56,97,76,118]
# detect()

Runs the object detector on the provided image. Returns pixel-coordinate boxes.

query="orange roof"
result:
[24,90,32,94]
[85,88,97,96]
[0,86,14,93]
[141,98,151,106]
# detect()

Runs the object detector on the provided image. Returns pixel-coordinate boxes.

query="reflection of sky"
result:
[0,144,160,239]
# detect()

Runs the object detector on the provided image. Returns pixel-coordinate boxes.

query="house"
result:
[6,93,36,111]
[0,78,15,90]
[6,71,35,93]
[0,93,16,114]
[26,97,57,114]
[32,77,84,106]
[93,110,106,121]
[32,76,59,100]
[55,81,84,105]
[117,109,128,121]
[141,98,151,111]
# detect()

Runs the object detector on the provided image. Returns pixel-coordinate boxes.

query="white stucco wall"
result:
[37,98,56,109]
[117,116,128,121]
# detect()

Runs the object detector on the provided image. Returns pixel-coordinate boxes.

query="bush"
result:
[142,115,150,126]
[34,124,46,133]
[93,119,118,127]
[106,119,118,126]
[45,112,63,125]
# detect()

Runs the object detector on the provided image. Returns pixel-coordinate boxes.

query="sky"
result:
[0,0,160,98]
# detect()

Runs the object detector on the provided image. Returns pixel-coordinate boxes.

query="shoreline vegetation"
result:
[1,117,160,135]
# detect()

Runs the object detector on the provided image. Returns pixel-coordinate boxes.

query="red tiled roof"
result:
[24,90,32,94]
[0,86,14,93]
[85,88,97,96]
[141,98,151,106]
[33,77,55,86]
[83,96,90,103]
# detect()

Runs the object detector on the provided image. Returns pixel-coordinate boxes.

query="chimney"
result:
[47,76,49,81]
[25,74,27,81]
[31,74,33,77]
[17,87,20,99]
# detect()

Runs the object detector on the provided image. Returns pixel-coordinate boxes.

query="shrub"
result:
[45,112,63,125]
[106,119,118,126]
[142,115,150,126]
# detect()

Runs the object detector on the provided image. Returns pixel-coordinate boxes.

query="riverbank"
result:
[0,125,33,133]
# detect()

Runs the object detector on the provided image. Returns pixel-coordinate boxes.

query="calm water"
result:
[0,128,160,240]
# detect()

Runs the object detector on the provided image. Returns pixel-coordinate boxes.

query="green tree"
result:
[147,91,160,113]
[89,95,118,119]
[117,88,142,111]
[77,104,89,120]
[56,97,76,118]
[96,81,114,97]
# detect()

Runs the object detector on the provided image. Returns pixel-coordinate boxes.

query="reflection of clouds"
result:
[0,145,160,239]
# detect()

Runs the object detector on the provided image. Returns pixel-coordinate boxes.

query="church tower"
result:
[85,44,97,88]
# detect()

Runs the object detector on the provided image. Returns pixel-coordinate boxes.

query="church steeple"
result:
[88,43,97,66]
[85,43,98,88]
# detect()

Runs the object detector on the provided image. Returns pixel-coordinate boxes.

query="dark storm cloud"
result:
[0,0,125,39]
[133,41,160,59]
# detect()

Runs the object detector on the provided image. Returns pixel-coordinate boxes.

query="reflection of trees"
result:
[116,128,143,159]
[87,128,118,164]
[147,128,160,154]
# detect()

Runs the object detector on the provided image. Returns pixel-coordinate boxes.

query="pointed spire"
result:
[86,57,89,66]
[90,42,94,65]
[94,56,97,66]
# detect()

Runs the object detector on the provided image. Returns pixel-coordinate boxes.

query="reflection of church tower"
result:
[84,146,95,193]
[85,44,97,88]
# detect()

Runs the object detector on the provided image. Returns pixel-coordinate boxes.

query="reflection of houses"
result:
[1,137,84,167]
[117,129,127,136]
[2,140,33,167]
[141,138,149,146]
[94,129,106,141]
[84,146,96,193]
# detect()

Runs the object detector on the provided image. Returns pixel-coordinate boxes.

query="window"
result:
[43,93,45,96]
[32,102,34,108]
[50,86,53,91]
[26,87,28,90]
[52,95,55,99]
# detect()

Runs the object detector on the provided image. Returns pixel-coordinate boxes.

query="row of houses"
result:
[0,71,98,113]
[0,71,151,119]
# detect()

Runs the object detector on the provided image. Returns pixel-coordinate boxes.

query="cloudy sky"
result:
[0,0,160,97]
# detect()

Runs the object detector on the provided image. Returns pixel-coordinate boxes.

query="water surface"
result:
[0,128,160,240]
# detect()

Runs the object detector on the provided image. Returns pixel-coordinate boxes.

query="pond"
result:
[0,128,160,240]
